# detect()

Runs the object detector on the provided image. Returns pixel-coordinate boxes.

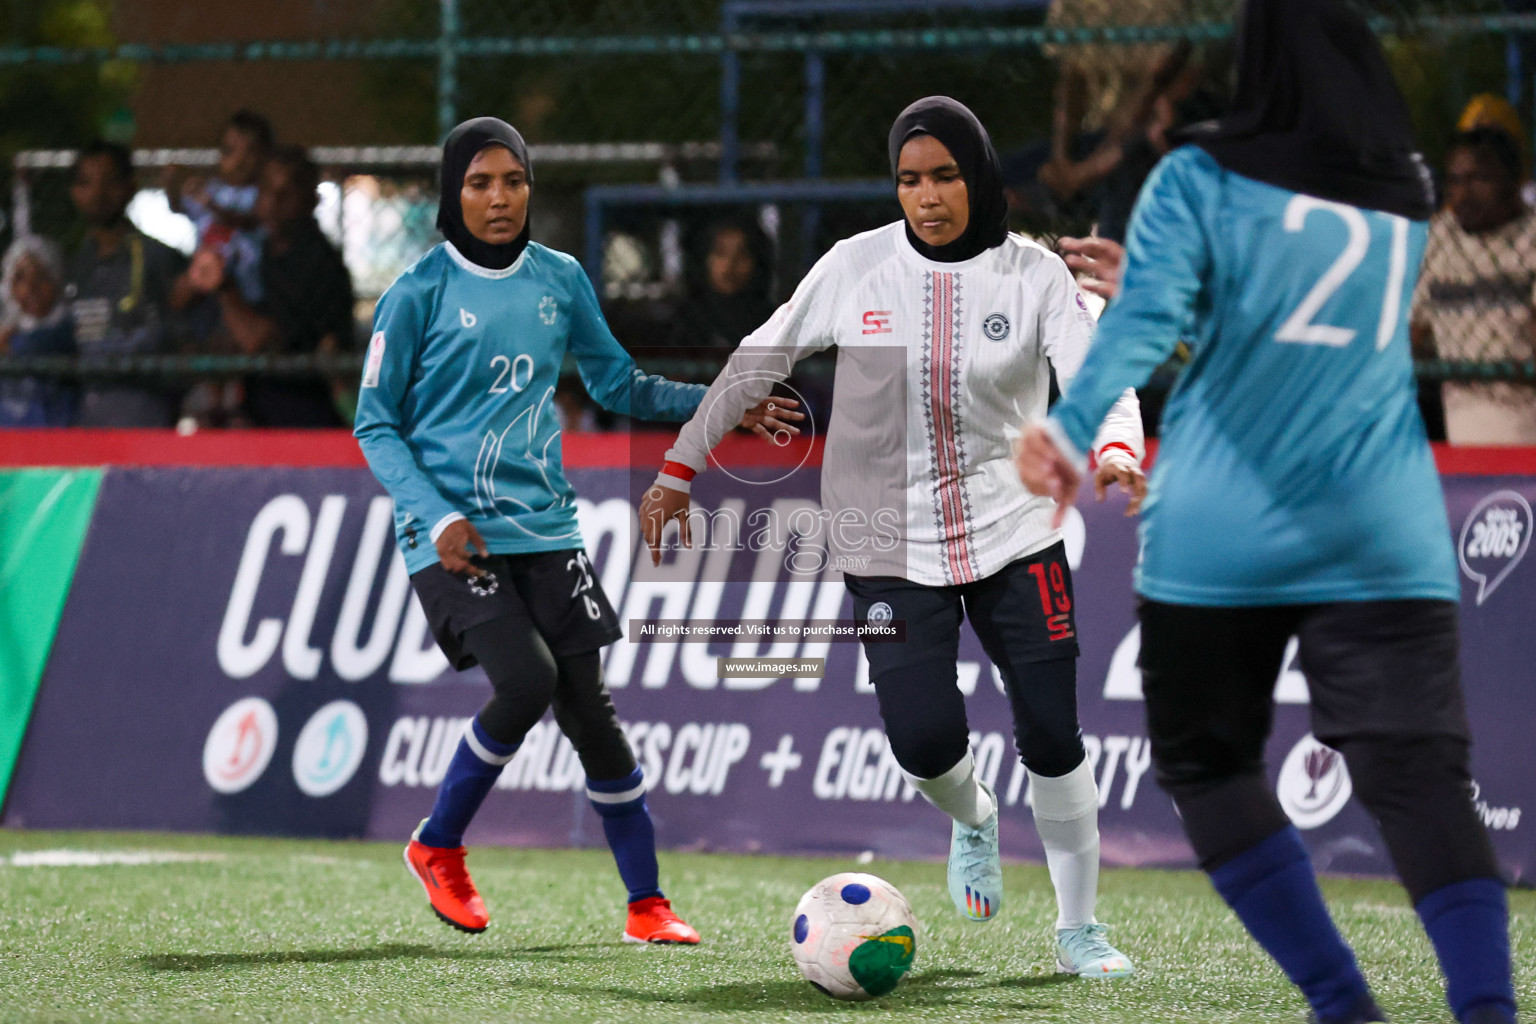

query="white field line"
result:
[4,849,227,867]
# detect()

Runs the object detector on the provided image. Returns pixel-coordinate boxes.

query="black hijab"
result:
[437,117,533,270]
[888,97,1010,262]
[1181,0,1433,220]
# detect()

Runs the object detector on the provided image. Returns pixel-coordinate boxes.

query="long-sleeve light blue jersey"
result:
[355,241,705,573]
[1051,145,1458,606]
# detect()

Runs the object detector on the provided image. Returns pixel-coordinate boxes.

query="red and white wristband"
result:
[1096,441,1138,470]
[654,460,698,494]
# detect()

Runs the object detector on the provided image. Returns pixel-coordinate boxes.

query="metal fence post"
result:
[801,51,826,269]
[720,6,741,184]
[438,0,460,142]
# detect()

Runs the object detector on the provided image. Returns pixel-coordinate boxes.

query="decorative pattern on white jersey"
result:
[920,270,978,585]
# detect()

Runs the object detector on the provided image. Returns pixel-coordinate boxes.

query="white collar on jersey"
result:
[444,240,528,279]
[891,222,1013,271]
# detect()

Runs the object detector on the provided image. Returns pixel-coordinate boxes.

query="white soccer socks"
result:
[1029,758,1101,930]
[908,750,996,828]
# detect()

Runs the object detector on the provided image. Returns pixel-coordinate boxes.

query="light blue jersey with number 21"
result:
[1051,145,1457,605]
[355,241,704,573]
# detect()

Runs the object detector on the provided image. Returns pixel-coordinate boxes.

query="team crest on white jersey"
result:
[982,313,1010,341]
[539,295,558,325]
[460,307,478,328]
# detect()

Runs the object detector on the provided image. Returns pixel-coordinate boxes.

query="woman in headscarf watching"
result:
[1017,1,1518,1022]
[0,235,75,426]
[641,96,1146,979]
[355,117,796,943]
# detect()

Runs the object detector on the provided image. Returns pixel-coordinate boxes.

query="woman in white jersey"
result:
[641,96,1145,978]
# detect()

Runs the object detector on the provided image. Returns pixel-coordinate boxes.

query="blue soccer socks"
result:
[1417,878,1517,1024]
[1209,827,1376,1024]
[416,717,520,850]
[587,768,663,903]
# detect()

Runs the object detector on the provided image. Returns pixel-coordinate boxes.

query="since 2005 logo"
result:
[203,697,279,794]
[1276,733,1353,829]
[292,700,370,798]
[1458,490,1532,606]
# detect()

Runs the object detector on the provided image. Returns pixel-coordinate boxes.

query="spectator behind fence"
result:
[0,236,75,426]
[68,139,189,427]
[1457,93,1536,206]
[667,220,774,350]
[186,145,354,427]
[1007,36,1227,242]
[166,110,271,248]
[1410,127,1536,445]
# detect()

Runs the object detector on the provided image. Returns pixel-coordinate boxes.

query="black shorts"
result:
[411,548,622,670]
[1137,598,1469,748]
[844,540,1081,678]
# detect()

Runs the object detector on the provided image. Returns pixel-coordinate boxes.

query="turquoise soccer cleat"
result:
[947,782,1002,922]
[1056,922,1135,979]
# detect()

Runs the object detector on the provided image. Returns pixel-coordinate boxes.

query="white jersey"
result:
[665,222,1143,586]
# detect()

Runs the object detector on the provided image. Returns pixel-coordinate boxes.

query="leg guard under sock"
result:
[1208,827,1374,1024]
[417,717,520,849]
[588,767,663,903]
[1416,878,1516,1024]
[908,750,995,828]
[1029,758,1100,930]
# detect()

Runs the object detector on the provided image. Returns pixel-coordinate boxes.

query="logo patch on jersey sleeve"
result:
[1073,290,1096,325]
[362,331,386,388]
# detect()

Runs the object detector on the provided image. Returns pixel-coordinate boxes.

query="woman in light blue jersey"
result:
[355,117,797,943]
[1017,2,1517,1023]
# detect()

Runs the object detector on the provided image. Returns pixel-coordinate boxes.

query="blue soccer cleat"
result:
[947,782,1002,922]
[1056,922,1134,979]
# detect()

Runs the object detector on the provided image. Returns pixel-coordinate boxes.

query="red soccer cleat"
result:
[623,896,701,945]
[404,826,489,934]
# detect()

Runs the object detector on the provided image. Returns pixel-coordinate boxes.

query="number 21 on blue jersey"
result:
[1274,194,1412,353]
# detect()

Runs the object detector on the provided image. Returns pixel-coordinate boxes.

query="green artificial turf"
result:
[0,830,1529,1023]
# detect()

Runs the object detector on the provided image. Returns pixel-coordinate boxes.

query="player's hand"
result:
[1094,457,1147,516]
[639,481,692,566]
[1058,236,1125,301]
[739,396,804,444]
[436,519,488,577]
[1014,423,1082,530]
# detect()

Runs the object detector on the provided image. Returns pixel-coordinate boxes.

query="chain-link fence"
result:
[0,0,1533,435]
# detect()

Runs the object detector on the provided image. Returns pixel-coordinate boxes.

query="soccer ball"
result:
[790,872,918,1001]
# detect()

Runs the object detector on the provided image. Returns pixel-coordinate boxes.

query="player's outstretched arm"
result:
[640,248,843,561]
[564,261,707,421]
[1015,423,1084,530]
[1035,238,1147,518]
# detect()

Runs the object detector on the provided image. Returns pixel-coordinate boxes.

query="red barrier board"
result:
[0,429,827,471]
[2,429,1534,475]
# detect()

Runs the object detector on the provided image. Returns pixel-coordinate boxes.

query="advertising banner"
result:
[4,465,1531,881]
[0,468,101,805]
